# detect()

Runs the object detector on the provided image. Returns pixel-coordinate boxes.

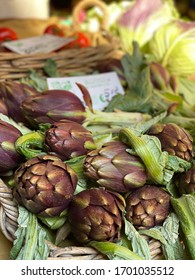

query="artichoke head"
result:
[175,162,195,194]
[0,81,38,124]
[68,188,125,243]
[84,141,147,192]
[125,185,171,229]
[0,120,23,173]
[44,119,96,160]
[13,154,78,217]
[20,90,86,128]
[148,122,194,161]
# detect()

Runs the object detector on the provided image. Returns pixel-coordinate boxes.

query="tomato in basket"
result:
[44,24,65,37]
[66,32,91,48]
[0,27,18,43]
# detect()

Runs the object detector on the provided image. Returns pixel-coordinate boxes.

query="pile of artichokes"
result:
[0,80,194,259]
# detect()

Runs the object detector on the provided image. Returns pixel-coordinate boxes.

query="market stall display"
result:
[0,0,195,261]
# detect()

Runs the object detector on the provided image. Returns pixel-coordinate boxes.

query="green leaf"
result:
[44,59,59,77]
[171,194,195,259]
[38,211,67,230]
[105,43,153,112]
[119,127,191,185]
[10,206,51,260]
[161,213,187,260]
[28,69,48,92]
[139,213,187,260]
[124,218,151,260]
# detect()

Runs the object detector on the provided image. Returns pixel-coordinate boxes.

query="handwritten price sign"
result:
[47,72,125,111]
[2,34,74,54]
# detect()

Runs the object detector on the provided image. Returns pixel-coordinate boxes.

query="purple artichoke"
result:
[13,154,78,217]
[0,120,23,173]
[0,81,38,124]
[83,141,147,192]
[148,122,194,161]
[68,187,125,243]
[44,119,96,160]
[125,185,171,229]
[20,89,86,128]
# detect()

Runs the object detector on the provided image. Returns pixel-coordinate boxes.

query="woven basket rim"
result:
[0,43,123,82]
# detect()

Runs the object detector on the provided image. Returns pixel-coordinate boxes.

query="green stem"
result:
[15,131,45,160]
[119,128,164,184]
[84,108,151,127]
[89,241,144,260]
[49,108,151,127]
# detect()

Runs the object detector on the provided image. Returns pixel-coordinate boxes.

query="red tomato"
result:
[0,27,18,43]
[66,32,91,48]
[44,24,65,37]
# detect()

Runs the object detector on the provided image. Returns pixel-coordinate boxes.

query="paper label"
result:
[2,34,74,54]
[47,72,125,111]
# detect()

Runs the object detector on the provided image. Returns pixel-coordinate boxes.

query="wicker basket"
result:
[0,179,163,260]
[0,0,122,82]
[0,44,122,81]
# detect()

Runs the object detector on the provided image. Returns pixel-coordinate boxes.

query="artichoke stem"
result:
[15,131,45,160]
[84,109,151,127]
[119,128,164,184]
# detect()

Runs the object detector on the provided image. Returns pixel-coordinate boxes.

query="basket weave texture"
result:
[0,44,122,81]
[0,0,122,82]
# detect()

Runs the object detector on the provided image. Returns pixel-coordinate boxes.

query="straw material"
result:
[0,179,18,242]
[0,44,122,81]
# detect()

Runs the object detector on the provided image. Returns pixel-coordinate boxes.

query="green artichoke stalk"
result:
[68,188,125,243]
[147,122,194,161]
[83,141,148,193]
[20,85,151,129]
[0,120,24,173]
[13,154,78,217]
[125,185,171,229]
[0,80,39,125]
[44,119,96,160]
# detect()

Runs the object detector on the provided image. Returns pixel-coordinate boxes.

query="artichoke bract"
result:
[175,163,195,194]
[125,185,171,229]
[44,119,96,160]
[83,141,147,192]
[68,188,125,243]
[148,122,194,161]
[0,81,38,124]
[20,90,86,128]
[0,98,8,115]
[149,62,177,92]
[0,120,23,173]
[13,154,78,217]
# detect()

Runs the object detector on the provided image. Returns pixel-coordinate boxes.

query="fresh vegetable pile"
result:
[0,0,195,261]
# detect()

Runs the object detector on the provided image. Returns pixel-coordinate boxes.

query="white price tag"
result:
[47,72,125,111]
[2,34,74,54]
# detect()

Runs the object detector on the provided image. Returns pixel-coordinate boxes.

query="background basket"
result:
[0,179,163,260]
[0,44,122,82]
[0,0,122,82]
